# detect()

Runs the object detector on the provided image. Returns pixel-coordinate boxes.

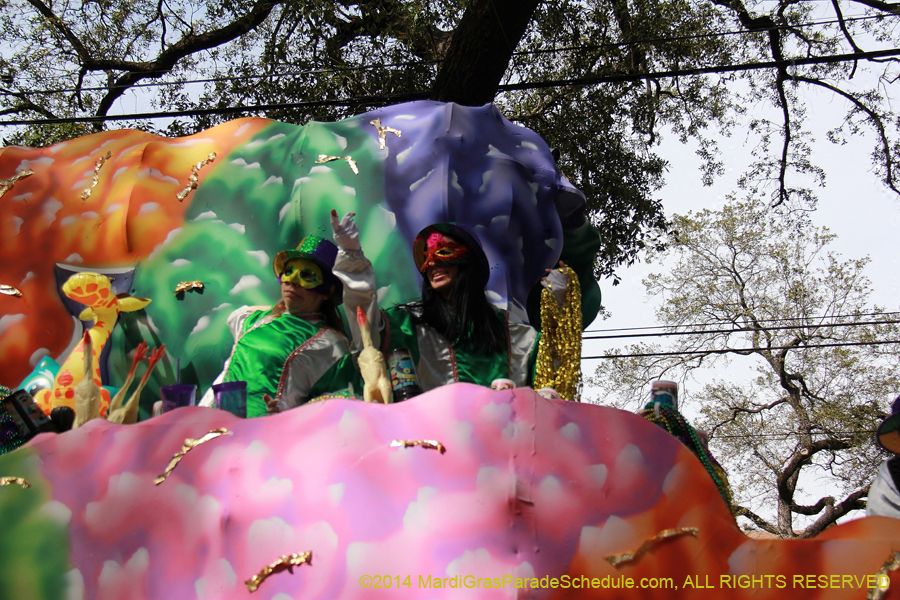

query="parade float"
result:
[1,102,899,599]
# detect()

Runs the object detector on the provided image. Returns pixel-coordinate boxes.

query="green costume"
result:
[201,306,351,417]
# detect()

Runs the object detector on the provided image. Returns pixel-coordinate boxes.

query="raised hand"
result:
[263,393,281,414]
[330,209,361,251]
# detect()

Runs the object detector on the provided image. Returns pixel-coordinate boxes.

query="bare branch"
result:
[735,506,781,535]
[94,0,282,123]
[831,0,862,78]
[794,75,900,196]
[797,486,869,538]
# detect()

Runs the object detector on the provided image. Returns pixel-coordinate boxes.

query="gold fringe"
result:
[533,266,582,401]
[0,168,34,199]
[605,527,699,567]
[245,551,313,592]
[173,280,204,296]
[370,118,402,149]
[0,284,23,297]
[154,428,229,485]
[390,439,446,454]
[867,551,899,600]
[315,154,359,174]
[80,151,112,200]
[176,152,217,201]
[0,477,31,489]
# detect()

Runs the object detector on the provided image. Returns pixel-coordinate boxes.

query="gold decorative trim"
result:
[0,477,31,489]
[604,527,699,567]
[390,439,446,454]
[370,118,401,150]
[176,153,217,201]
[154,428,229,485]
[0,169,34,199]
[245,552,312,592]
[81,151,112,200]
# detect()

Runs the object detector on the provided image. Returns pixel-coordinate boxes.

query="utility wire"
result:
[7,12,890,96]
[0,91,430,126]
[6,46,900,126]
[583,318,900,340]
[497,46,900,93]
[582,339,900,359]
[582,311,900,333]
[5,42,900,126]
[514,12,894,57]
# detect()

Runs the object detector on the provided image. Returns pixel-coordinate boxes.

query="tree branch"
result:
[94,0,282,123]
[797,485,869,538]
[831,0,861,78]
[777,438,852,501]
[735,506,781,535]
[793,75,900,196]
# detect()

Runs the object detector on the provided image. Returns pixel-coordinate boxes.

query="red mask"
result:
[420,232,469,271]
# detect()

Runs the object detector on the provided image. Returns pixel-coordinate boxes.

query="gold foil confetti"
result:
[390,439,446,454]
[0,168,34,199]
[867,551,899,600]
[245,551,312,592]
[173,280,205,296]
[1,284,22,297]
[0,477,31,489]
[315,154,359,175]
[604,527,698,567]
[176,152,217,201]
[80,151,112,200]
[154,428,229,485]
[370,118,401,150]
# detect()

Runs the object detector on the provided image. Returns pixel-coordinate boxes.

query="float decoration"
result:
[0,168,33,198]
[1,386,899,599]
[176,152,217,201]
[0,103,601,412]
[33,272,152,417]
[369,118,401,149]
[314,154,360,175]
[0,476,30,489]
[80,151,112,201]
[153,427,229,485]
[244,551,313,593]
[390,439,447,453]
[0,284,22,297]
[871,552,900,600]
[172,280,204,297]
[604,527,699,567]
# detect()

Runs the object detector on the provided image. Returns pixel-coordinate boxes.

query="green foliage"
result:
[0,448,69,600]
[589,196,900,537]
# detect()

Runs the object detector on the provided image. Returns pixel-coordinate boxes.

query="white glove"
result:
[541,268,568,308]
[330,209,361,251]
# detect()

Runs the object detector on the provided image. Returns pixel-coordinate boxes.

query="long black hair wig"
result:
[407,259,507,355]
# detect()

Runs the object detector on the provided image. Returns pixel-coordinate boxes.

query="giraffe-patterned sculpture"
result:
[34,272,151,417]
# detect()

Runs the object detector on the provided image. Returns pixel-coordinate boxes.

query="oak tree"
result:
[588,197,900,537]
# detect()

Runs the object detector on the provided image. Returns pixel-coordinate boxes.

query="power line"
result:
[496,46,900,93]
[515,12,894,58]
[0,91,430,126]
[14,60,441,96]
[583,318,900,340]
[582,339,900,359]
[8,12,890,97]
[4,45,900,127]
[582,311,900,333]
